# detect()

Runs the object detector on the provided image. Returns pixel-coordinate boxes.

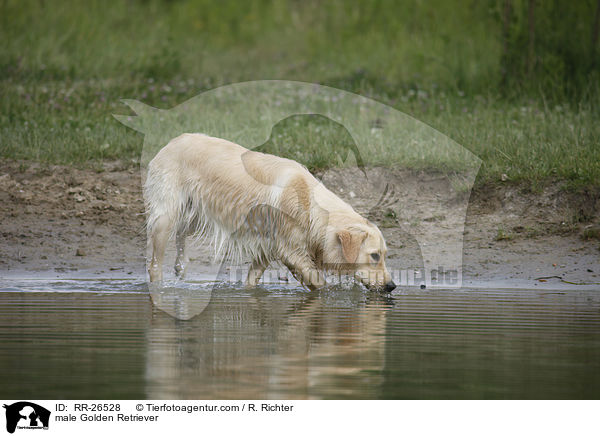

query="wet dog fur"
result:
[144,133,395,291]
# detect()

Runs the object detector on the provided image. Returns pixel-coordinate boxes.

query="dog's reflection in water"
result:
[144,284,393,399]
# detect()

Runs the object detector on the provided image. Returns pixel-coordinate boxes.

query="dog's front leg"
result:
[283,256,326,291]
[245,259,269,287]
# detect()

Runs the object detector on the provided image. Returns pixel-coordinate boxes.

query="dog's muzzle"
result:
[384,281,396,292]
[365,280,397,292]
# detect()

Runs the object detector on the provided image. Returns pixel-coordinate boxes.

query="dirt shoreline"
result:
[1,159,599,289]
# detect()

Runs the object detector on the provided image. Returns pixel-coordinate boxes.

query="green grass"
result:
[1,0,599,189]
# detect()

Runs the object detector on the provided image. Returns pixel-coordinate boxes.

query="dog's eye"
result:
[370,253,380,262]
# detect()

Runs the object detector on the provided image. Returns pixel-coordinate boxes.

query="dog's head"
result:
[324,220,395,292]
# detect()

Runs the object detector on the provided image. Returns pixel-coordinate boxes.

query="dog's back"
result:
[144,133,322,271]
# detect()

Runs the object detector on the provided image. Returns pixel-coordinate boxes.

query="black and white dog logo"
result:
[3,402,50,433]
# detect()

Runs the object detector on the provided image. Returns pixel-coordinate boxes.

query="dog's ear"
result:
[337,230,367,263]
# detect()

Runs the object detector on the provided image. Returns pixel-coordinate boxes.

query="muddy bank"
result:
[1,159,598,287]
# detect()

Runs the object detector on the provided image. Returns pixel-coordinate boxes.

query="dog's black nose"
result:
[384,281,396,292]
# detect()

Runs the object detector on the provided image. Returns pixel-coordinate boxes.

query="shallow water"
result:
[0,277,599,399]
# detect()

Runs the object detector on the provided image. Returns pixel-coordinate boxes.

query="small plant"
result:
[524,226,542,238]
[495,226,514,241]
[385,209,397,219]
[581,227,600,241]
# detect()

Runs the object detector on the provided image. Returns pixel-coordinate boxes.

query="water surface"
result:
[0,277,599,399]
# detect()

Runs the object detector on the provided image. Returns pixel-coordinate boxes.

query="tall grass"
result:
[1,0,500,89]
[1,0,598,187]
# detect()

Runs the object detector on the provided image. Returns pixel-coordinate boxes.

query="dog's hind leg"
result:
[148,214,172,282]
[174,226,189,279]
[246,258,269,287]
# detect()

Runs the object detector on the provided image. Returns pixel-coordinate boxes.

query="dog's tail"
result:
[144,157,209,242]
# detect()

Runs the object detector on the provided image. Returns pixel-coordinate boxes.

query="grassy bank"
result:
[1,0,599,187]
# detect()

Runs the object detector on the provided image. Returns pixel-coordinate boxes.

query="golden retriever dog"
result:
[144,133,396,292]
